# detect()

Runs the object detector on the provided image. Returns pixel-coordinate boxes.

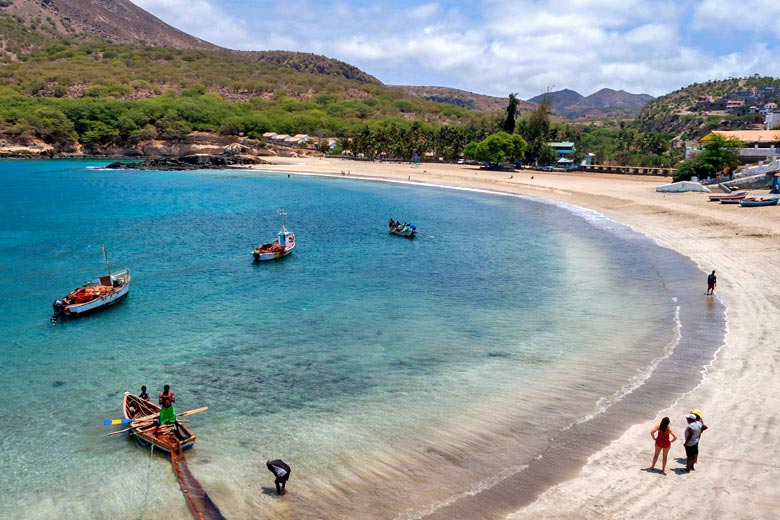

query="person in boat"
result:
[139,385,150,401]
[266,459,291,495]
[389,218,395,229]
[158,384,176,425]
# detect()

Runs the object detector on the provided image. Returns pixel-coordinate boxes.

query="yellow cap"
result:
[690,409,702,417]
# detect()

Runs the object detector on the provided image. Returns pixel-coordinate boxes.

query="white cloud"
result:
[129,1,780,100]
[692,0,780,34]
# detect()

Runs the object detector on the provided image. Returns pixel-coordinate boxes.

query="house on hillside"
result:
[725,99,745,111]
[274,134,290,142]
[286,134,310,145]
[699,130,780,161]
[262,132,278,140]
[766,113,780,131]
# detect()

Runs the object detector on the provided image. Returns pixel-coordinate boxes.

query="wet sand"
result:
[245,157,780,519]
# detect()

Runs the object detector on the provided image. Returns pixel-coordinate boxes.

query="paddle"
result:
[103,406,208,426]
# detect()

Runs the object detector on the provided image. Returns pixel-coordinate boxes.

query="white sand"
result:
[249,157,780,519]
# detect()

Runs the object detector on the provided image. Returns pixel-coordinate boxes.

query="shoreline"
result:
[245,157,780,518]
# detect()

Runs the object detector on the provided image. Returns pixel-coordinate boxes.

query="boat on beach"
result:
[740,197,779,207]
[122,392,196,453]
[708,190,748,202]
[51,246,130,323]
[388,218,416,238]
[253,209,295,261]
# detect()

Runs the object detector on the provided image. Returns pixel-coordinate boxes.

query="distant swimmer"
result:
[266,459,291,495]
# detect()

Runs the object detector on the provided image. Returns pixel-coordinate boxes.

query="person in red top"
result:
[650,416,677,473]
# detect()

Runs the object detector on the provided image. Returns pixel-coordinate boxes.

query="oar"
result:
[103,405,208,426]
[107,421,153,436]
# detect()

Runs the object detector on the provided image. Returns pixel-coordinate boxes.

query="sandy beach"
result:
[247,156,780,519]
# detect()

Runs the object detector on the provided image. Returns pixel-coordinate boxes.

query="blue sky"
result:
[131,0,780,99]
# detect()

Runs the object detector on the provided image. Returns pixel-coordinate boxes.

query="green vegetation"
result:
[463,132,527,163]
[673,134,743,182]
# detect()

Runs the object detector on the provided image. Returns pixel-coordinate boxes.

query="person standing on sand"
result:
[683,414,702,472]
[690,409,708,466]
[266,459,291,495]
[707,270,717,295]
[650,416,677,473]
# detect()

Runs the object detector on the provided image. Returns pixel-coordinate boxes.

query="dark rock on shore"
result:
[105,153,268,171]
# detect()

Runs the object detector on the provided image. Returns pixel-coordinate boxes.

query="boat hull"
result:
[122,392,196,453]
[389,229,416,239]
[740,197,779,207]
[253,246,294,261]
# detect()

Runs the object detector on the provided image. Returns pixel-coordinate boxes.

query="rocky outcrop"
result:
[105,153,268,170]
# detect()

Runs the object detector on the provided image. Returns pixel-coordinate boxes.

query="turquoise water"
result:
[0,160,724,519]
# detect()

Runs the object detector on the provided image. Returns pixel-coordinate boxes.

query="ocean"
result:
[0,160,725,519]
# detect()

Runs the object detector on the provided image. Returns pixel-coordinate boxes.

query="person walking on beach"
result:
[707,270,717,295]
[266,459,291,495]
[683,414,702,472]
[650,416,677,473]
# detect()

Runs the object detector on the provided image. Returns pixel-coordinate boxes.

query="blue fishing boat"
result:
[740,197,779,207]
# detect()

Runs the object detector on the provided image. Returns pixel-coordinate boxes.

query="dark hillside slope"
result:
[0,0,218,56]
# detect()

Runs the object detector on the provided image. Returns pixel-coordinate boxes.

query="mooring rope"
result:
[134,442,155,520]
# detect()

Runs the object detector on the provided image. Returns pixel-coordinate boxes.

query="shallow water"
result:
[0,160,725,519]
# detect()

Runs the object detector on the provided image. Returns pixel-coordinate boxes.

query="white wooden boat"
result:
[52,246,130,322]
[253,209,295,261]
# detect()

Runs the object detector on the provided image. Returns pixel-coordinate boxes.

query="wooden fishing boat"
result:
[740,196,779,207]
[388,218,416,239]
[253,209,295,261]
[123,392,196,453]
[708,190,748,202]
[51,246,130,323]
[720,196,747,204]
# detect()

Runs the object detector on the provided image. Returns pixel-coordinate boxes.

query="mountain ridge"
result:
[528,88,654,119]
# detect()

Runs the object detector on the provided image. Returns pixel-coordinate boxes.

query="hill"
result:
[391,85,534,113]
[528,88,653,119]
[638,76,780,139]
[0,0,217,59]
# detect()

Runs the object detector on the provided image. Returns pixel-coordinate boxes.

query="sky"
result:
[131,0,780,100]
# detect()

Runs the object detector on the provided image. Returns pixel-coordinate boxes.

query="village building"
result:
[699,130,780,161]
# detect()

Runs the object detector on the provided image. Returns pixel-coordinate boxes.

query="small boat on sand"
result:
[388,218,416,238]
[253,209,295,261]
[709,190,748,202]
[740,197,779,207]
[123,392,197,453]
[51,246,130,323]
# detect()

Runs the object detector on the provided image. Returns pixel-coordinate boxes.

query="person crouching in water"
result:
[650,416,677,473]
[266,459,291,495]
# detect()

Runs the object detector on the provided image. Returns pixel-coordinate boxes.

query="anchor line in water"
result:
[170,446,227,520]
